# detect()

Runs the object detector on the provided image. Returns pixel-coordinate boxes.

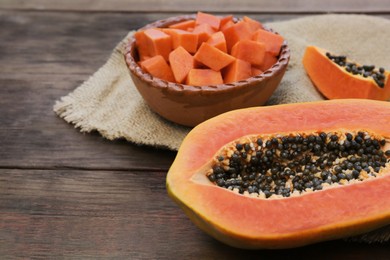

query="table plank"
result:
[1,169,389,259]
[1,0,389,13]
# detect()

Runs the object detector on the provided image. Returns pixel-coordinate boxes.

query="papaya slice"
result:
[195,11,221,30]
[166,99,390,249]
[139,55,174,82]
[168,20,196,31]
[186,69,223,86]
[303,46,390,101]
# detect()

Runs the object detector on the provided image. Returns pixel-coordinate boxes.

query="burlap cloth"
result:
[54,14,390,243]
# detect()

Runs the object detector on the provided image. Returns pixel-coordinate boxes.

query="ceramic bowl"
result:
[125,15,290,127]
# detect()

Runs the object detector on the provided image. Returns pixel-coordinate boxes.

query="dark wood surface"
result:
[1,1,389,259]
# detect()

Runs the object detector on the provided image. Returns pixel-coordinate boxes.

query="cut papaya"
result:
[143,28,172,61]
[169,19,196,31]
[194,43,235,71]
[139,55,175,82]
[169,46,194,84]
[303,45,390,101]
[223,59,252,84]
[252,29,285,56]
[206,31,227,53]
[231,40,266,66]
[166,99,390,249]
[186,69,223,86]
[192,23,215,47]
[222,21,253,52]
[162,28,198,54]
[195,11,221,30]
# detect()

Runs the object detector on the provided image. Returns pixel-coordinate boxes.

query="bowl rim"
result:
[124,14,290,94]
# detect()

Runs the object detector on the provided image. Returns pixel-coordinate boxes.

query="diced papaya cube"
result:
[220,20,234,31]
[186,69,223,86]
[223,59,252,84]
[139,55,175,82]
[169,46,195,83]
[258,52,278,71]
[169,20,196,31]
[206,31,227,53]
[194,43,236,71]
[195,11,221,30]
[193,23,215,47]
[251,66,263,76]
[222,21,253,52]
[162,28,198,54]
[243,16,263,32]
[231,40,266,66]
[134,31,150,61]
[252,29,285,56]
[143,28,172,61]
[220,15,233,30]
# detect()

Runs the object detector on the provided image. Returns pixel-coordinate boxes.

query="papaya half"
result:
[303,46,390,101]
[166,99,390,249]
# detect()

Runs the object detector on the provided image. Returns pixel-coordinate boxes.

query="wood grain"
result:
[1,169,389,259]
[1,0,390,13]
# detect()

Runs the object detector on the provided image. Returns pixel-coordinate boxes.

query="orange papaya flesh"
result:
[303,46,390,101]
[166,99,390,249]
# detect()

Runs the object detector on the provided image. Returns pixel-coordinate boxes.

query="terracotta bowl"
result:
[125,15,290,127]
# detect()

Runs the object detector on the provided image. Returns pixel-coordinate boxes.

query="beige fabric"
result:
[54,14,390,150]
[54,14,390,243]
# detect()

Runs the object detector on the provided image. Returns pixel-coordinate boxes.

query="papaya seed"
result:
[208,131,390,199]
[326,53,387,88]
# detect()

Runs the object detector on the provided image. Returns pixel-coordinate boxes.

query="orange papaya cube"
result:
[143,28,172,61]
[252,29,285,56]
[220,20,234,31]
[258,52,278,71]
[139,55,175,82]
[169,46,195,84]
[219,15,233,30]
[222,21,253,52]
[251,66,263,76]
[223,59,252,84]
[186,69,223,86]
[243,16,263,32]
[134,30,151,61]
[231,40,266,66]
[193,23,215,47]
[194,43,236,71]
[162,28,198,54]
[169,20,196,31]
[195,11,221,30]
[206,31,227,53]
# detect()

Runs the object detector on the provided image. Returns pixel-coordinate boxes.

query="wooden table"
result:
[1,1,389,258]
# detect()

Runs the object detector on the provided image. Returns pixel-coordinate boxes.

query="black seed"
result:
[363,65,375,71]
[334,165,343,174]
[331,175,338,182]
[236,143,243,150]
[244,143,251,152]
[218,156,224,162]
[304,182,313,189]
[216,179,225,187]
[385,150,390,156]
[321,171,330,180]
[337,173,346,180]
[352,170,360,178]
[208,173,216,182]
[256,139,263,146]
[330,135,338,141]
[379,67,385,73]
[264,190,272,198]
